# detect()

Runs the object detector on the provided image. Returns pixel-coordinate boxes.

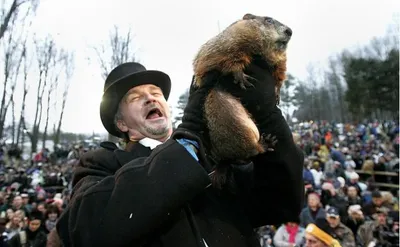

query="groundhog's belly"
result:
[224,93,260,144]
[205,89,264,162]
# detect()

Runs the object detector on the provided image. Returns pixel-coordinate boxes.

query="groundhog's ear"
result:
[243,13,256,20]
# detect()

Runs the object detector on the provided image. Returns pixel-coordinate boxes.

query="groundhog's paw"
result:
[232,71,255,89]
[261,133,278,152]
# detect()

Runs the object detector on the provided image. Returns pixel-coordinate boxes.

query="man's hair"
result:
[28,210,43,222]
[113,102,130,142]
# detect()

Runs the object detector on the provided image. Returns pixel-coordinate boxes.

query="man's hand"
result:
[172,76,214,172]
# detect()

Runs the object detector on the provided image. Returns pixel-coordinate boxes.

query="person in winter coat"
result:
[273,221,305,247]
[325,207,355,247]
[56,61,304,247]
[300,193,326,228]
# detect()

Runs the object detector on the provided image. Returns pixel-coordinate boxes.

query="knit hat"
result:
[306,219,342,247]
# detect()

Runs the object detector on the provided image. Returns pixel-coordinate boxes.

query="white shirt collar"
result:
[138,137,169,150]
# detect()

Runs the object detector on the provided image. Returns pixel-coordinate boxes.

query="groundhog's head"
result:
[241,13,292,65]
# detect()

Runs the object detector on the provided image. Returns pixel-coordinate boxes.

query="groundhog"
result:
[193,13,292,104]
[192,13,292,188]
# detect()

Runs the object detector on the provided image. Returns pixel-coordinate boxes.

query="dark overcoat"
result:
[57,122,304,247]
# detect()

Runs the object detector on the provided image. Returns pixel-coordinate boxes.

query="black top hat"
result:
[100,62,171,138]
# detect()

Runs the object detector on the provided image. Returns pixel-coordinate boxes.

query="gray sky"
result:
[19,0,399,135]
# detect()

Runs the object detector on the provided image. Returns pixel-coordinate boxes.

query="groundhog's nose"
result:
[284,28,292,37]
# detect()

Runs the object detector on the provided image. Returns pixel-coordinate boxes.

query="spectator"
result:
[345,205,365,237]
[362,191,386,220]
[273,221,305,247]
[325,207,355,247]
[345,186,363,206]
[304,218,342,247]
[300,193,326,228]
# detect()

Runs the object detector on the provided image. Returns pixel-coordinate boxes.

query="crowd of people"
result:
[0,120,398,247]
[0,143,86,246]
[257,120,399,247]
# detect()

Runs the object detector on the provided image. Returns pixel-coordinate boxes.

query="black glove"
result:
[172,75,217,173]
[211,57,294,143]
[213,57,277,128]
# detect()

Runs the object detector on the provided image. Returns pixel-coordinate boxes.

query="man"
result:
[345,186,362,206]
[357,207,393,246]
[305,219,342,247]
[300,193,326,228]
[56,62,304,246]
[325,207,355,247]
[362,191,386,220]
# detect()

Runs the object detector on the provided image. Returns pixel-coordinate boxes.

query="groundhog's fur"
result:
[193,13,292,104]
[205,90,263,161]
[193,13,292,188]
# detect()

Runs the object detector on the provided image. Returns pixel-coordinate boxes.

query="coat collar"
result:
[113,137,166,167]
[114,142,152,167]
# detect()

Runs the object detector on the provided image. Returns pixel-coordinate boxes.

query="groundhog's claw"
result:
[233,71,254,89]
[261,133,278,151]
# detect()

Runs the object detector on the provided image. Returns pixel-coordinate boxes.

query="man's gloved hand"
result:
[172,75,216,173]
[214,57,277,129]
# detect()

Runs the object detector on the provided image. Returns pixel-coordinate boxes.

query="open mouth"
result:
[146,108,163,120]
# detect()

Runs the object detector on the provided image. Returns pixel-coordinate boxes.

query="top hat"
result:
[100,62,171,138]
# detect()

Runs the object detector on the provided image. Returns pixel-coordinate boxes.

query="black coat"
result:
[57,137,304,247]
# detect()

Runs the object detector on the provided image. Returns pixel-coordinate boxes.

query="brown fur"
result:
[205,89,264,160]
[193,13,292,103]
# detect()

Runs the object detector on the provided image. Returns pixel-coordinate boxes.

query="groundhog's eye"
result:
[265,17,274,24]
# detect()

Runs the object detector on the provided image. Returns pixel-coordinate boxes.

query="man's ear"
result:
[116,120,128,133]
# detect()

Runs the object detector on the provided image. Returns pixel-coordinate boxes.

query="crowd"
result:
[257,120,399,247]
[0,143,87,247]
[0,120,398,247]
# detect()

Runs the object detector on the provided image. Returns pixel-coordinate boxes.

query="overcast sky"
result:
[19,0,399,135]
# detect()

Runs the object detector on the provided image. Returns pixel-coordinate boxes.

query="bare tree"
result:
[53,52,74,146]
[28,35,58,154]
[15,43,30,149]
[42,48,69,149]
[0,13,27,139]
[0,0,38,40]
[92,25,139,142]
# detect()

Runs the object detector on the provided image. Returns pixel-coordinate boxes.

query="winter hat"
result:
[349,172,359,180]
[337,177,345,188]
[348,205,363,216]
[306,218,341,247]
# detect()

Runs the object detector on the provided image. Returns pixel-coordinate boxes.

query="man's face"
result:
[305,233,328,247]
[117,84,172,141]
[308,194,320,208]
[347,186,357,198]
[28,219,41,232]
[13,196,22,208]
[377,213,387,225]
[22,197,29,204]
[327,216,340,228]
[372,197,383,206]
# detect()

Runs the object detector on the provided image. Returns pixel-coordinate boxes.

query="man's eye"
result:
[130,96,139,101]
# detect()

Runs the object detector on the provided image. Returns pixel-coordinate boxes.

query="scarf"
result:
[285,224,299,243]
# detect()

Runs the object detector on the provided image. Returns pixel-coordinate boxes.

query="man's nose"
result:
[144,93,156,104]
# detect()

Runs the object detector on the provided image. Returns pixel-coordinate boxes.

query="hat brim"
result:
[100,70,171,138]
[327,214,339,218]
